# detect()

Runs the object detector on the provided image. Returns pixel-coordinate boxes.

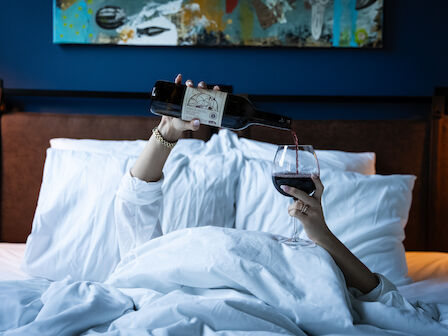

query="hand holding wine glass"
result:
[281,175,332,245]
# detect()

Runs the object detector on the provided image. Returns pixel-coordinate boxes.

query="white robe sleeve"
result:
[349,273,397,303]
[349,273,444,334]
[114,171,163,259]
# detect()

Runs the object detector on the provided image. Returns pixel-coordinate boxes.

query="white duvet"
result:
[1,226,447,336]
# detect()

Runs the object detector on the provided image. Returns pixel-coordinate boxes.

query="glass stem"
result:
[291,216,299,241]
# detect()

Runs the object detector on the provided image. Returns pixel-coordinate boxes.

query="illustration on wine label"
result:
[181,87,228,127]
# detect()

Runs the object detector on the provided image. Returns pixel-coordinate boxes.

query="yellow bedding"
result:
[406,251,448,282]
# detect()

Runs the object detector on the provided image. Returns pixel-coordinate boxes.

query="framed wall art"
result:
[53,0,383,48]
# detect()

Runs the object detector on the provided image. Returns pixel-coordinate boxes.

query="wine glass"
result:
[272,145,320,247]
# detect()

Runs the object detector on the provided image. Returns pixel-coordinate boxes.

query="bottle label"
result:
[181,87,227,127]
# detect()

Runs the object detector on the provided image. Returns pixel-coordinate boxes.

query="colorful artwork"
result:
[53,0,383,47]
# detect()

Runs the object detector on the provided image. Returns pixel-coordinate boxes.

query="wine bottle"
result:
[149,80,292,131]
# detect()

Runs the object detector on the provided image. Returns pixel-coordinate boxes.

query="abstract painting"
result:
[53,0,383,48]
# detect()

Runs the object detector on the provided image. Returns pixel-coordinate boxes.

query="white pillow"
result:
[22,149,133,281]
[235,159,290,235]
[235,159,415,286]
[232,135,376,175]
[50,138,147,156]
[23,135,242,281]
[317,170,414,286]
[51,131,376,176]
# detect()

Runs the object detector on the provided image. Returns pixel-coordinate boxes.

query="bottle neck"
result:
[251,108,292,130]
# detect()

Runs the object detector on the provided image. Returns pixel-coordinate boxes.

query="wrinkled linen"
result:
[1,227,447,336]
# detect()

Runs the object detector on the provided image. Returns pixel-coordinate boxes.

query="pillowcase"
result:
[23,134,242,281]
[50,138,147,156]
[235,159,415,286]
[317,170,414,286]
[22,149,133,281]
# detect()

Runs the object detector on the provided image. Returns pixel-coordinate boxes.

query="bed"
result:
[1,110,448,335]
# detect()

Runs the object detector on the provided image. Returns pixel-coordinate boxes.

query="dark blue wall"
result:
[1,0,447,96]
[0,1,446,119]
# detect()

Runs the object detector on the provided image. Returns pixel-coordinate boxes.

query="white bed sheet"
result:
[0,243,29,281]
[398,278,448,305]
[0,243,447,304]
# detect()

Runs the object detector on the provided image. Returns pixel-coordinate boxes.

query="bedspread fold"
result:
[1,227,447,336]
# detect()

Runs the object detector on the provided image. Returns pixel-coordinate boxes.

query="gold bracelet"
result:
[152,127,177,149]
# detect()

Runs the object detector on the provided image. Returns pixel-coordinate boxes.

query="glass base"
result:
[278,237,316,248]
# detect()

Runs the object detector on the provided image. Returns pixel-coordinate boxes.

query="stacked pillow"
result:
[24,134,241,281]
[24,130,414,286]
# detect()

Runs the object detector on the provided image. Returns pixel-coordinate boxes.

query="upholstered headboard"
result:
[0,111,440,251]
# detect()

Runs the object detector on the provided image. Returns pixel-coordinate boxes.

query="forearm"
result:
[131,74,204,182]
[317,232,379,294]
[131,119,181,182]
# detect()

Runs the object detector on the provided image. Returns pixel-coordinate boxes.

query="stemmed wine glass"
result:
[272,145,320,247]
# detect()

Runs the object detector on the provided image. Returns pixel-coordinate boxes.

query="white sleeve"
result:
[114,170,163,259]
[349,273,441,326]
[349,273,397,303]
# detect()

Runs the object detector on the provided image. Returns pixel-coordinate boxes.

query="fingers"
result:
[174,74,219,91]
[288,207,303,219]
[189,119,200,131]
[175,119,200,132]
[311,175,324,200]
[281,185,315,205]
[288,202,307,220]
[174,74,192,86]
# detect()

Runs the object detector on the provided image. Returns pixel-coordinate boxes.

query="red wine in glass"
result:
[272,173,316,196]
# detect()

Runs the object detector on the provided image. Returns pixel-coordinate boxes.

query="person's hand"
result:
[157,74,220,142]
[281,175,333,245]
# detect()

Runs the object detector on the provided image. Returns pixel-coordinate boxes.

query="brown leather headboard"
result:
[0,112,434,251]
